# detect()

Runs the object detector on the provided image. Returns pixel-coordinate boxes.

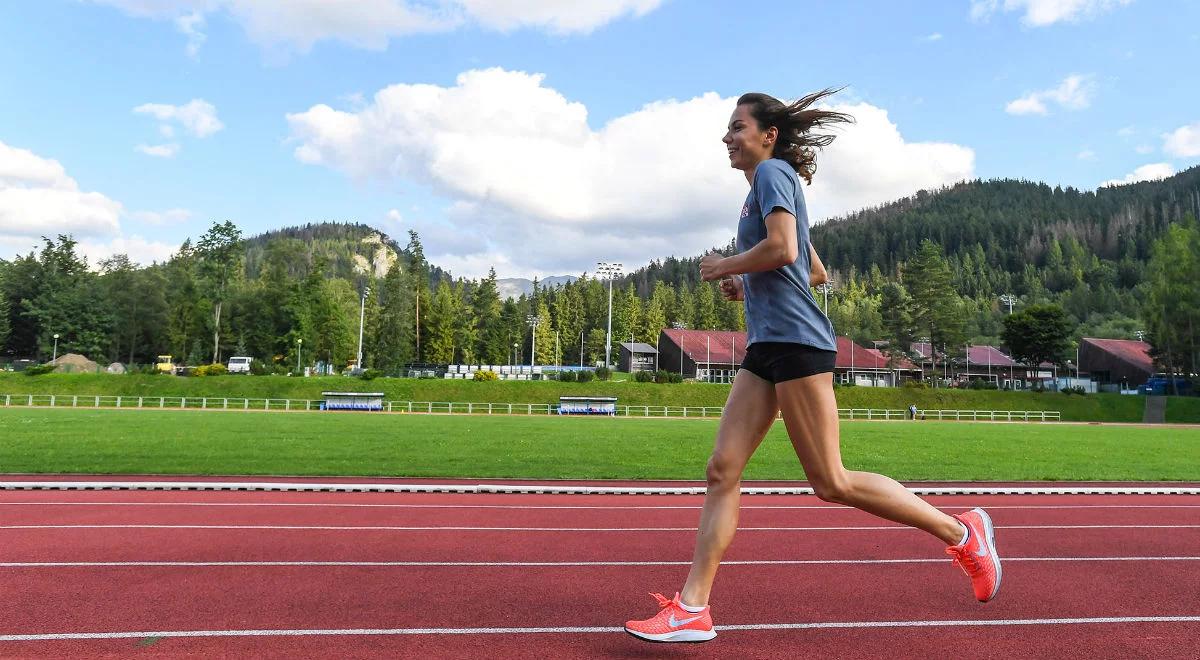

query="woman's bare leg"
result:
[679,369,779,606]
[775,372,964,544]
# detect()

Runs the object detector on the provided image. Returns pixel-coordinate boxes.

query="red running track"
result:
[1,487,1198,658]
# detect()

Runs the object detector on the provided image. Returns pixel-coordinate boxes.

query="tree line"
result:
[2,168,1198,379]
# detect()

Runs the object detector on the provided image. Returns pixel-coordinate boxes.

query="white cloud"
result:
[1135,144,1154,154]
[131,208,193,226]
[1100,162,1174,188]
[971,0,1133,26]
[1116,125,1135,137]
[0,140,122,240]
[287,68,974,278]
[175,11,207,57]
[133,99,223,138]
[0,141,182,267]
[1077,149,1096,160]
[76,235,180,267]
[1005,74,1094,115]
[92,1,662,54]
[1163,121,1200,158]
[922,32,943,42]
[136,143,181,158]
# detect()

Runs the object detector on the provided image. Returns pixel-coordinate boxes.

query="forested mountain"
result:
[2,166,1198,374]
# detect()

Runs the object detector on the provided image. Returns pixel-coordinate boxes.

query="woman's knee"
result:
[706,452,744,490]
[810,471,854,504]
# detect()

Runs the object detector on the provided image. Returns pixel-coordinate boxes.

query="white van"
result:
[227,356,252,374]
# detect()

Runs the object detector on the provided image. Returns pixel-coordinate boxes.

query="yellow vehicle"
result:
[156,356,176,374]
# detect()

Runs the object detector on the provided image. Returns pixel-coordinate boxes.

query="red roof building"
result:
[1080,337,1154,390]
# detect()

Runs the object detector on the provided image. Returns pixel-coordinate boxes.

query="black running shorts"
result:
[739,342,837,384]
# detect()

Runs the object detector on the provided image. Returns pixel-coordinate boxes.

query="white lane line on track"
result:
[1,557,1196,568]
[2,617,1199,641]
[3,502,1199,511]
[3,482,1199,496]
[2,524,1198,531]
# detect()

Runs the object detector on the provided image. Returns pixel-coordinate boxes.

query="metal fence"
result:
[0,394,1062,422]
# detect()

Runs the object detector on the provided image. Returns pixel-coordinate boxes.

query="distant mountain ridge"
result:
[496,275,579,300]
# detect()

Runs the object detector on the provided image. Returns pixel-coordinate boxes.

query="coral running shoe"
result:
[947,507,1002,602]
[624,592,716,643]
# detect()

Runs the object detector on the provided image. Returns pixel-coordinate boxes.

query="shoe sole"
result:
[973,507,1002,602]
[624,627,717,643]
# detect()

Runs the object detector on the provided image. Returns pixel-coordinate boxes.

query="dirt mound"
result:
[51,353,98,373]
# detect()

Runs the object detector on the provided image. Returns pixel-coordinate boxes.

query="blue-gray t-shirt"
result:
[736,158,837,350]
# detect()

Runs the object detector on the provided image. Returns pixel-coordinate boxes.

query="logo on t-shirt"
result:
[740,203,750,219]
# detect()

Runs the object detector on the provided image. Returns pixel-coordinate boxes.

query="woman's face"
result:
[723,104,775,171]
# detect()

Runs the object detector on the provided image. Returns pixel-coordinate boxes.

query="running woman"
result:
[624,90,1001,643]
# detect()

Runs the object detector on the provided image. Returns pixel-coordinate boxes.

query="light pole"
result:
[296,338,302,374]
[672,322,687,375]
[52,333,59,362]
[999,293,1017,315]
[579,330,585,368]
[526,314,541,368]
[817,279,834,315]
[356,287,370,370]
[512,342,518,368]
[597,262,623,368]
[555,331,560,370]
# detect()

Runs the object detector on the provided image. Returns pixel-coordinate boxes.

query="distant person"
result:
[624,90,1001,644]
[909,403,918,420]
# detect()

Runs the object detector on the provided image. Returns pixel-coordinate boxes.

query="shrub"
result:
[902,380,928,389]
[668,372,683,383]
[23,364,57,376]
[595,366,611,381]
[249,359,271,376]
[576,370,596,383]
[359,369,383,381]
[1062,385,1087,396]
[556,370,577,382]
[634,370,654,382]
[473,370,498,381]
[193,363,228,377]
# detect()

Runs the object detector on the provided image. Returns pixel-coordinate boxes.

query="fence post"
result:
[181,397,186,409]
[73,395,78,407]
[285,399,290,411]
[159,397,164,408]
[95,395,100,408]
[138,397,143,408]
[202,398,207,410]
[116,396,121,408]
[50,395,55,408]
[468,403,473,414]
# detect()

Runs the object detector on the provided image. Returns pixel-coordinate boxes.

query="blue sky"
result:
[1,1,1198,279]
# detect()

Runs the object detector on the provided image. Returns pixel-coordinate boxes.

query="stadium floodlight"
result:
[296,338,302,374]
[526,314,542,368]
[816,279,834,315]
[52,333,59,362]
[999,293,1017,315]
[596,262,623,368]
[356,287,370,371]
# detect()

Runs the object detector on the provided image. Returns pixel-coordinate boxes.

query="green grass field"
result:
[4,372,1197,422]
[1,408,1196,481]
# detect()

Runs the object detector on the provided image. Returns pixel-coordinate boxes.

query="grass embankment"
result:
[0,373,1188,422]
[0,408,1196,481]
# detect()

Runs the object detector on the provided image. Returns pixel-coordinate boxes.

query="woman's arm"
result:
[809,243,828,286]
[699,209,797,280]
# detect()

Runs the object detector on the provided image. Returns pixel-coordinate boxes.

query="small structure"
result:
[1080,338,1154,392]
[658,329,747,384]
[618,342,658,373]
[106,362,126,374]
[558,396,617,415]
[321,391,385,411]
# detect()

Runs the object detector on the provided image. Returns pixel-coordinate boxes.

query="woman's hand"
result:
[719,275,744,301]
[699,252,727,281]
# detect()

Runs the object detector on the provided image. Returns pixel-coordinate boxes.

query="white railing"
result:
[0,394,1061,422]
